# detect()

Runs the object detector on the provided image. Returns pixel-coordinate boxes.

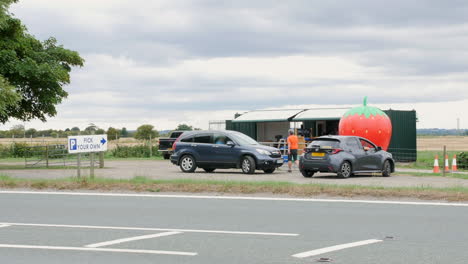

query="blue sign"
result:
[69,139,77,150]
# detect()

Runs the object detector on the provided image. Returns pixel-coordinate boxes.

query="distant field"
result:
[1,135,468,151]
[0,137,148,149]
[418,136,468,151]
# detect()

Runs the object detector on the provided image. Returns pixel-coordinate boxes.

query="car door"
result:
[359,139,381,170]
[211,133,238,165]
[192,133,214,163]
[345,137,366,171]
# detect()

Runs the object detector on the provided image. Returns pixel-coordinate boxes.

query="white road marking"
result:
[0,224,10,228]
[0,244,196,256]
[292,239,383,258]
[0,190,467,207]
[85,231,181,248]
[0,222,298,237]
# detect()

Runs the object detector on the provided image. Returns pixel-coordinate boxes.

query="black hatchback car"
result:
[299,135,395,178]
[170,130,284,174]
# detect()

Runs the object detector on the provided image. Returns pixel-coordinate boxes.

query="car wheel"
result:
[180,155,197,173]
[301,170,315,178]
[382,160,391,177]
[263,168,275,174]
[337,161,352,178]
[203,168,216,173]
[163,154,171,160]
[241,156,256,174]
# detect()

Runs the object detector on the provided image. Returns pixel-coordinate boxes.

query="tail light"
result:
[331,148,343,154]
[172,135,182,150]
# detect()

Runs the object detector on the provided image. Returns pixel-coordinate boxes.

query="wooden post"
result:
[443,145,446,177]
[45,145,49,168]
[90,152,95,179]
[99,152,104,168]
[77,153,81,178]
[149,135,152,157]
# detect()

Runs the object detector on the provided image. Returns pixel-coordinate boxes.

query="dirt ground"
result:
[1,160,467,189]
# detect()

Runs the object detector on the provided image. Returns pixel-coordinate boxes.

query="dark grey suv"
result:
[299,135,395,178]
[170,130,284,174]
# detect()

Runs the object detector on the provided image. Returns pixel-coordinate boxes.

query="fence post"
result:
[77,153,81,178]
[90,152,95,179]
[149,135,152,157]
[99,152,104,168]
[45,145,49,168]
[443,145,446,177]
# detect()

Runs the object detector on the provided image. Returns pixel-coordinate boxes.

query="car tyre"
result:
[203,168,216,173]
[263,168,275,174]
[241,156,256,174]
[180,155,197,173]
[337,161,352,178]
[301,170,315,178]
[382,160,391,177]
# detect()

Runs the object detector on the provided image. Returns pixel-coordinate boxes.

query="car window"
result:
[229,132,259,146]
[193,134,212,144]
[308,140,340,149]
[346,138,362,150]
[213,133,232,145]
[171,132,184,138]
[181,136,193,142]
[360,139,376,151]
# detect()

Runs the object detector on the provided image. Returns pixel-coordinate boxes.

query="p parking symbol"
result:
[70,139,77,150]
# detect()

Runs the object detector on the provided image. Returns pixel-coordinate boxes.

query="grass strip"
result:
[1,175,468,202]
[397,171,468,180]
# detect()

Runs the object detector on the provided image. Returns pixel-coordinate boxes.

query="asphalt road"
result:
[2,160,468,188]
[0,191,467,264]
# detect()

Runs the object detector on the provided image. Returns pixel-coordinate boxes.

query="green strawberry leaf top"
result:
[343,96,388,118]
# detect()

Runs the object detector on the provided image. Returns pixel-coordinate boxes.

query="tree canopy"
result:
[0,0,84,123]
[135,124,159,140]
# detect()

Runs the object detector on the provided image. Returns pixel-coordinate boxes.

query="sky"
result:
[3,0,468,131]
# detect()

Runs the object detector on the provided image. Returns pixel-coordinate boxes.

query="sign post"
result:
[68,135,108,178]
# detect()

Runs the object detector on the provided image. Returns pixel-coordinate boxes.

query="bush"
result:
[458,152,468,169]
[110,144,161,158]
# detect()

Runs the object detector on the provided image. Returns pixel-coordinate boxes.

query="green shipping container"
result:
[225,120,257,140]
[384,110,417,162]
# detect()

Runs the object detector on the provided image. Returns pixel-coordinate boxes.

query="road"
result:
[1,160,468,188]
[0,191,467,263]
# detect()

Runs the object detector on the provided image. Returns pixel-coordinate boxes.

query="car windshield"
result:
[308,139,340,149]
[229,132,259,146]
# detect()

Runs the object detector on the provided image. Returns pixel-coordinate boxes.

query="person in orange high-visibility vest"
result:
[287,129,299,172]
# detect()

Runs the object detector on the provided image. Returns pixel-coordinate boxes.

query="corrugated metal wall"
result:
[384,110,417,162]
[226,120,258,140]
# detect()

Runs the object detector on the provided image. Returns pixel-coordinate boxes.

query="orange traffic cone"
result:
[444,154,450,172]
[452,155,458,172]
[433,155,440,173]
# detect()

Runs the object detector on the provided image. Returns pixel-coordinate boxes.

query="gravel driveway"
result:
[1,160,467,188]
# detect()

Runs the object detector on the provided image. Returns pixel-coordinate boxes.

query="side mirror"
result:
[226,141,235,147]
[376,146,382,151]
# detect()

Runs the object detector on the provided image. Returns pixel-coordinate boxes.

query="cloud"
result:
[5,0,468,130]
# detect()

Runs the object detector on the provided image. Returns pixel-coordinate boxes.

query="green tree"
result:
[134,124,159,140]
[25,128,36,137]
[175,124,193,131]
[0,1,84,123]
[121,127,128,137]
[9,124,24,137]
[84,123,97,134]
[107,127,120,140]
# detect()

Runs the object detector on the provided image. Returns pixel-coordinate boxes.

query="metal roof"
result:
[232,109,304,123]
[292,108,349,121]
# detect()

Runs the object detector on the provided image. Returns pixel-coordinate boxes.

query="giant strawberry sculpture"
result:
[339,97,392,150]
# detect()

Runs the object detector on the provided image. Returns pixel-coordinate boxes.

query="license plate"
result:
[312,152,325,157]
[276,159,284,164]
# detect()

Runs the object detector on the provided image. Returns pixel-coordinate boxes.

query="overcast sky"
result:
[4,0,468,131]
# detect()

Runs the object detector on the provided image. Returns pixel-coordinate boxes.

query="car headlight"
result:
[256,149,272,155]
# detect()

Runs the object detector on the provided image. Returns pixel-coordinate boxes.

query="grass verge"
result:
[1,175,467,202]
[396,171,468,180]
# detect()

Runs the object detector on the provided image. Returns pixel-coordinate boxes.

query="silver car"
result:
[299,135,395,178]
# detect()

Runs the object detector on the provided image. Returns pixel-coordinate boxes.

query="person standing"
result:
[287,129,299,172]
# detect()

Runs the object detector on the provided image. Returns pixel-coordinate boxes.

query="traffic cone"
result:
[452,155,458,172]
[433,155,440,173]
[444,155,450,172]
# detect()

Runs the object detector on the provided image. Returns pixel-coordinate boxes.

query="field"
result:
[0,137,145,149]
[418,136,468,151]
